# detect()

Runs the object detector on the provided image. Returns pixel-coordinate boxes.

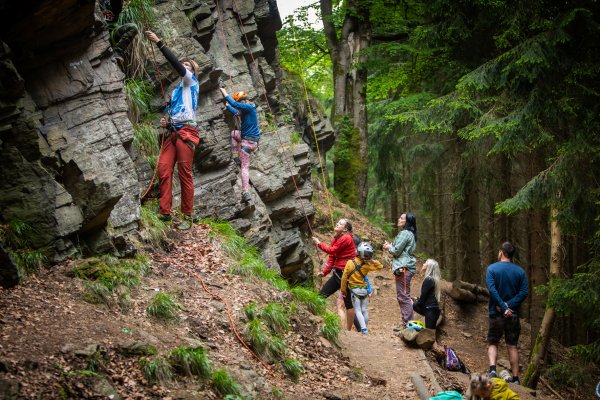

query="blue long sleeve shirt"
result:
[225,96,261,140]
[486,261,529,317]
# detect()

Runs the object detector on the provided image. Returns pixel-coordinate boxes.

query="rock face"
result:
[0,0,334,286]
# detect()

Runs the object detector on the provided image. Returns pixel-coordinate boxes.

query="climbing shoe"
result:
[158,214,172,222]
[361,328,368,335]
[488,370,498,379]
[177,215,193,230]
[241,191,251,204]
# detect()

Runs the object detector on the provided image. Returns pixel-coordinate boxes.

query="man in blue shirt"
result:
[486,241,529,385]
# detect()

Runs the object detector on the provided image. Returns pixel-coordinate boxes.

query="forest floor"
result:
[0,189,597,399]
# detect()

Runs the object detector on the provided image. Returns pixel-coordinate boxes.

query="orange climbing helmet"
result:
[233,91,248,101]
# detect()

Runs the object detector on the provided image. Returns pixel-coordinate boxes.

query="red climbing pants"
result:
[158,126,199,216]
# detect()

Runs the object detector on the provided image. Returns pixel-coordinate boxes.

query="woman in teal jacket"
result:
[383,212,417,326]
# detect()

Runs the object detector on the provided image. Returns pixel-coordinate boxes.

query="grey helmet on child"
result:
[356,242,374,260]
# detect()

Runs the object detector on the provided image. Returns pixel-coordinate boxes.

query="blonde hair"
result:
[423,259,441,303]
[465,373,493,399]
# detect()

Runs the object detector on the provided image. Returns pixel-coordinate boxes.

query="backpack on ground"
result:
[443,346,469,373]
[430,391,463,400]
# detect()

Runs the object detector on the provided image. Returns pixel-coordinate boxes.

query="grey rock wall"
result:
[0,0,335,287]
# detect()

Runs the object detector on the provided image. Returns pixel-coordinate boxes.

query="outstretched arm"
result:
[145,30,187,77]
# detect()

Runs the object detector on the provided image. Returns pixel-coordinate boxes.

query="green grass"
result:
[290,132,302,144]
[169,346,212,378]
[290,286,326,315]
[126,80,154,123]
[282,358,304,382]
[140,202,169,246]
[117,0,157,79]
[261,303,290,333]
[245,320,286,361]
[211,369,242,397]
[146,293,182,322]
[140,356,173,384]
[203,219,289,290]
[0,219,47,276]
[71,255,150,306]
[243,302,259,321]
[133,121,160,158]
[320,310,341,345]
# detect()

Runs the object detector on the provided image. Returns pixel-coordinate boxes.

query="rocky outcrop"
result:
[0,0,335,286]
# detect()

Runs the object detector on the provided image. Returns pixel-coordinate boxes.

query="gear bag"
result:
[443,346,469,373]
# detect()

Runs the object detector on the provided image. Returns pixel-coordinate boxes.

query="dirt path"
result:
[334,271,435,400]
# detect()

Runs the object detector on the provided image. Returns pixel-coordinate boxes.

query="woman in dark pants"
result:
[413,258,441,329]
[312,218,357,330]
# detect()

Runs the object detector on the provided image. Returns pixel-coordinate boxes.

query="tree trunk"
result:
[524,206,561,389]
[320,0,371,209]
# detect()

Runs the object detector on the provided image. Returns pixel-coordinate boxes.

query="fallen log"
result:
[452,280,490,296]
[446,287,477,302]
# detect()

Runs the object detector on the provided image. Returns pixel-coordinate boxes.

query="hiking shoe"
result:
[158,214,172,222]
[177,215,193,230]
[241,191,251,204]
[488,370,498,379]
[361,328,368,335]
[512,377,520,385]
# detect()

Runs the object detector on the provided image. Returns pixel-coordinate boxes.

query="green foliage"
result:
[245,320,286,361]
[282,358,304,382]
[332,116,363,208]
[276,4,333,105]
[116,0,156,78]
[203,219,289,290]
[0,219,47,276]
[290,132,302,145]
[140,356,173,384]
[243,301,259,321]
[290,286,326,315]
[72,255,149,306]
[125,79,154,123]
[545,361,594,390]
[169,346,212,378]
[139,202,169,245]
[261,303,290,333]
[146,293,182,322]
[211,369,242,397]
[320,310,341,345]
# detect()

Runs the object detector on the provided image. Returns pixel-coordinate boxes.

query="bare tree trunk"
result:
[320,0,371,209]
[524,206,561,389]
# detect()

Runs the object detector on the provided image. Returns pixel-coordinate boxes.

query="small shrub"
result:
[282,358,304,382]
[0,219,47,275]
[246,320,271,358]
[243,302,259,321]
[321,310,341,344]
[545,361,593,389]
[261,303,289,333]
[146,293,181,322]
[169,346,212,378]
[290,286,326,315]
[211,369,241,397]
[140,203,169,246]
[290,132,302,144]
[140,356,173,385]
[271,386,284,398]
[126,81,154,123]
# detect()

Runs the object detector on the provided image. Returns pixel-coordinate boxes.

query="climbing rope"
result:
[226,0,326,260]
[167,254,284,381]
[138,3,170,200]
[288,16,336,231]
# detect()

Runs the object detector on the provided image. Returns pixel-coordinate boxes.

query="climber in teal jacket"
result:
[220,87,261,204]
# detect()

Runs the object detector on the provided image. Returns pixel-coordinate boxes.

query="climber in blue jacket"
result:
[219,87,261,204]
